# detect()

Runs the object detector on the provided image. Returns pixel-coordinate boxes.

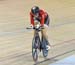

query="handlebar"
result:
[26,27,33,29]
[26,26,44,31]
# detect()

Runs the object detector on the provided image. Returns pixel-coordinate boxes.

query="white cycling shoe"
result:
[46,45,51,50]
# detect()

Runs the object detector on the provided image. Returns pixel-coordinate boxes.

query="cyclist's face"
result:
[34,13,39,18]
[34,21,40,27]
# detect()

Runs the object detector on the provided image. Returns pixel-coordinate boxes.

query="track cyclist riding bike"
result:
[30,6,51,50]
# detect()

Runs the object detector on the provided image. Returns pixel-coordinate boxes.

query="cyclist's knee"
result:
[41,29,48,38]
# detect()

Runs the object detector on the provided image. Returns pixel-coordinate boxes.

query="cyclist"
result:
[30,6,51,50]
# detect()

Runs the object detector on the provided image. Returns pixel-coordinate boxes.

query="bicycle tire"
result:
[42,49,48,58]
[32,36,41,62]
[32,48,38,62]
[32,38,38,62]
[41,37,48,58]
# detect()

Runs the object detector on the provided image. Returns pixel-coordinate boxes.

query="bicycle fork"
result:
[34,33,41,49]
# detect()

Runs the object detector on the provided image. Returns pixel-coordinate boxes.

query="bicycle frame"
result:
[33,29,41,49]
[26,25,49,62]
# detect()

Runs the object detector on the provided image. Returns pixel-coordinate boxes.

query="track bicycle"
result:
[26,24,49,62]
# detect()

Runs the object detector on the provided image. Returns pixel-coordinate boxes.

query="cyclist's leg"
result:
[41,27,49,44]
[41,27,47,39]
[41,15,51,50]
[41,27,51,50]
[41,15,50,42]
[41,15,50,39]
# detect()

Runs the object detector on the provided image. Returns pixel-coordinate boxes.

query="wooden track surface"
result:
[0,0,75,65]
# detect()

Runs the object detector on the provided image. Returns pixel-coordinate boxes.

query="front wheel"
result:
[32,48,38,62]
[32,38,38,62]
[32,36,40,62]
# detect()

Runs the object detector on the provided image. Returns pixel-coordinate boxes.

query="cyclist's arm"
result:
[30,12,34,26]
[41,14,45,27]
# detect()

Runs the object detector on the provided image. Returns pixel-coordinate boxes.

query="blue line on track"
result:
[49,55,75,65]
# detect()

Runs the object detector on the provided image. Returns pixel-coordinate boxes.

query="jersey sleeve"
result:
[30,12,34,26]
[41,14,45,26]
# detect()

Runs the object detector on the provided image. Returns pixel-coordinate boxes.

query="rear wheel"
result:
[42,49,48,58]
[41,37,48,58]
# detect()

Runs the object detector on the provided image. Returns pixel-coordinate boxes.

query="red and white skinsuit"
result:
[30,9,49,27]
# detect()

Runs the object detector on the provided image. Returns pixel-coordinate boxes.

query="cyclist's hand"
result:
[26,24,34,29]
[30,24,33,28]
[40,25,44,29]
